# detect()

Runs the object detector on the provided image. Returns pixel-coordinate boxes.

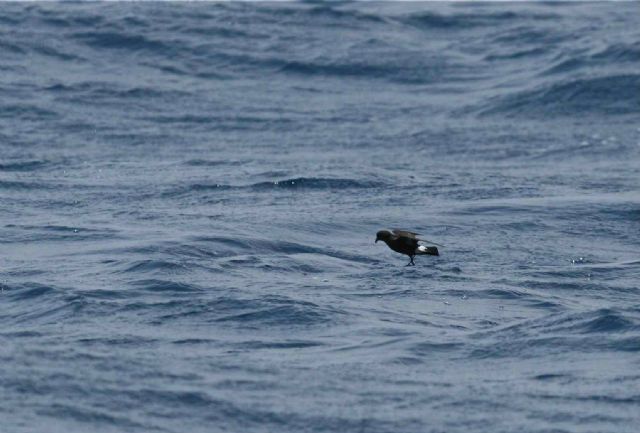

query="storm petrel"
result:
[375,229,441,266]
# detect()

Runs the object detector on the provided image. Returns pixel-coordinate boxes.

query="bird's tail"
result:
[416,245,439,256]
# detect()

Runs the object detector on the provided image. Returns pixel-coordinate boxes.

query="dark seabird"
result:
[375,229,441,266]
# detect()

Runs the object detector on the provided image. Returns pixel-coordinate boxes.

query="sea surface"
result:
[1,2,639,432]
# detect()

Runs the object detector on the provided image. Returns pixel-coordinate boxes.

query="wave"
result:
[0,103,57,120]
[44,82,188,101]
[0,40,26,55]
[0,160,48,171]
[4,282,57,301]
[72,31,172,53]
[476,74,640,117]
[276,47,471,84]
[33,6,106,29]
[142,113,293,131]
[166,177,385,197]
[593,41,640,63]
[198,236,319,256]
[259,3,386,27]
[118,259,189,274]
[214,304,333,327]
[0,179,53,190]
[29,43,83,62]
[280,59,383,78]
[519,309,640,335]
[152,296,345,328]
[184,159,245,167]
[235,339,324,350]
[39,404,146,430]
[129,279,203,294]
[544,41,640,75]
[484,47,548,62]
[491,26,568,45]
[3,224,121,243]
[1,282,88,327]
[599,206,640,222]
[249,177,385,190]
[0,14,21,26]
[470,308,640,359]
[404,10,556,31]
[189,235,359,264]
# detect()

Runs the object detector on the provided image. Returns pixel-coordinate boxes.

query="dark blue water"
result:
[2,2,640,432]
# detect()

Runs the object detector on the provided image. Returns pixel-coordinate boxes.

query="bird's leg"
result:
[406,256,415,266]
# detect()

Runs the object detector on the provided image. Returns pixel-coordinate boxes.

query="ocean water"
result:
[1,2,639,432]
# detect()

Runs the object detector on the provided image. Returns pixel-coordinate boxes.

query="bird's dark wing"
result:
[392,229,445,247]
[391,229,419,248]
[391,229,420,239]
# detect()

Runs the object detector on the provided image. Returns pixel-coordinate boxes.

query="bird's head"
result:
[375,230,392,243]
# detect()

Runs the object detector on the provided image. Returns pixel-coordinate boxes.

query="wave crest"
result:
[477,74,640,117]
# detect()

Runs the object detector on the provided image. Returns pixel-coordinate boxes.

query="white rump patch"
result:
[416,245,429,254]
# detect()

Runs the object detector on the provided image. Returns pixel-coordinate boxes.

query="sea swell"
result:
[477,74,640,117]
[1,2,639,433]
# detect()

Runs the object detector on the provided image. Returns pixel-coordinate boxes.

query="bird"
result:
[375,229,442,266]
